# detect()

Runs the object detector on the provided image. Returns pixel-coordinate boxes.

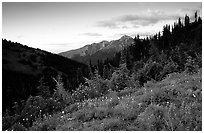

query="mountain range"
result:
[59,35,134,65]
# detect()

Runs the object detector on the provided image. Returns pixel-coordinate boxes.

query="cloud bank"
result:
[81,32,102,36]
[95,9,191,29]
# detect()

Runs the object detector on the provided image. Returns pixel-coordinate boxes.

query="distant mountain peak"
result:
[59,35,134,62]
[100,40,109,43]
[120,35,132,40]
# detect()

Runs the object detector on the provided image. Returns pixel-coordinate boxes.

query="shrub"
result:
[29,113,62,131]
[133,60,144,72]
[56,120,82,131]
[106,92,120,108]
[80,120,103,131]
[72,71,110,102]
[10,123,27,131]
[117,87,138,97]
[71,84,87,102]
[2,115,16,131]
[110,63,131,91]
[64,103,79,114]
[44,97,64,114]
[185,56,199,74]
[86,71,110,97]
[112,94,147,122]
[94,107,109,120]
[167,101,202,131]
[101,117,127,131]
[159,59,178,80]
[137,104,168,131]
[72,108,96,122]
[134,60,163,85]
[20,96,46,127]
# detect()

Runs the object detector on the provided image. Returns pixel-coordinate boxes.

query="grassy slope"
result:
[30,69,202,131]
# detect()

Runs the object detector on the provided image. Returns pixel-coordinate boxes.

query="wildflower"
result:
[138,103,142,106]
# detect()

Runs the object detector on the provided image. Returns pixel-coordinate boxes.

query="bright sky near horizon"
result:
[2,2,202,53]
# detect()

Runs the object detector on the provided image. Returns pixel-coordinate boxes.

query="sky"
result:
[2,2,202,53]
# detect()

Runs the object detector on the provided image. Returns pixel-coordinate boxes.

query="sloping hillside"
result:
[2,39,89,112]
[29,69,202,131]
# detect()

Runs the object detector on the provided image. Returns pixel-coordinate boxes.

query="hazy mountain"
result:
[60,40,110,59]
[59,35,134,64]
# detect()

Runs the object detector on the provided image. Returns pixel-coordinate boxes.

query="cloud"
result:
[96,9,181,29]
[180,6,202,19]
[96,20,119,29]
[174,7,201,22]
[136,32,155,37]
[17,35,23,39]
[115,31,154,38]
[46,43,70,46]
[81,32,102,36]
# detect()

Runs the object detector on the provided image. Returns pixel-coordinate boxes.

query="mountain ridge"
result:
[59,35,134,64]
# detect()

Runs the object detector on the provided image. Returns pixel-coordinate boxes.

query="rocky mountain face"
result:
[59,35,134,65]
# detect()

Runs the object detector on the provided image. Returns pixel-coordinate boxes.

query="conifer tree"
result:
[120,47,126,65]
[88,60,94,79]
[103,65,111,79]
[37,77,51,99]
[195,11,198,22]
[178,17,182,28]
[76,68,83,84]
[184,14,190,27]
[53,74,71,104]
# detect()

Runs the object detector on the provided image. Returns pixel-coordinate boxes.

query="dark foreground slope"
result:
[2,39,89,112]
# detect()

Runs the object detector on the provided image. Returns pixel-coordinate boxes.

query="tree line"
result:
[90,12,202,85]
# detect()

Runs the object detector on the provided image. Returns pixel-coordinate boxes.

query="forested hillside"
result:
[2,40,89,113]
[2,13,202,131]
[88,14,202,80]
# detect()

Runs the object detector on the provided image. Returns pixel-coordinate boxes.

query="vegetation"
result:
[2,39,89,113]
[2,13,202,131]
